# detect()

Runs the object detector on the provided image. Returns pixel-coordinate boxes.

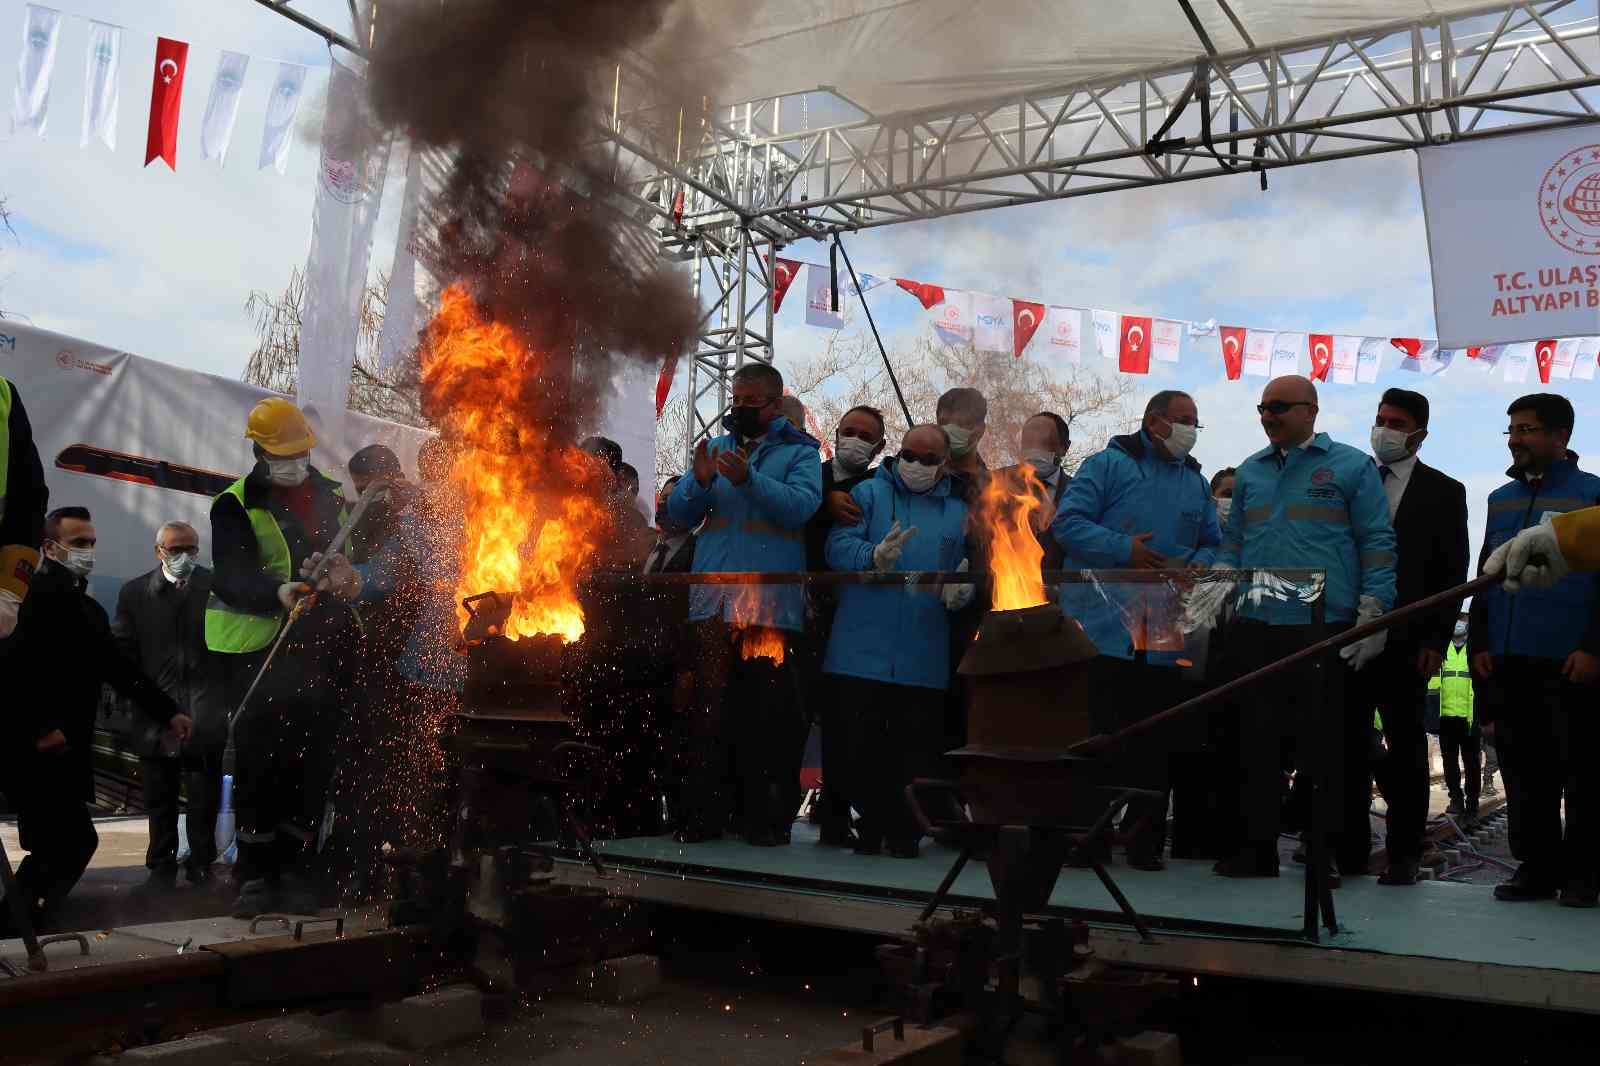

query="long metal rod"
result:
[1069,573,1502,756]
[606,568,1325,586]
[249,0,364,55]
[831,233,913,426]
[225,479,394,736]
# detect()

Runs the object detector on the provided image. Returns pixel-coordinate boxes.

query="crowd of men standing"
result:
[2,359,1598,936]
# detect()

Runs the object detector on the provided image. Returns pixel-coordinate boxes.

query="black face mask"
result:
[723,405,767,439]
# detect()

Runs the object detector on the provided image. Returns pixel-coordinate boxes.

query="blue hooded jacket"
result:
[668,416,822,632]
[1052,430,1221,664]
[1217,432,1396,625]
[823,459,970,690]
[1474,453,1600,661]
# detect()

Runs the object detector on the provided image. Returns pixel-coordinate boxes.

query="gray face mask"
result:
[162,551,197,580]
[940,423,975,458]
[53,544,95,578]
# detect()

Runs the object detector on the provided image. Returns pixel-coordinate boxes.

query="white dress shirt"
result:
[1377,452,1418,519]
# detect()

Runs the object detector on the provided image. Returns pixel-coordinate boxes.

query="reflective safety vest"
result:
[0,377,12,524]
[204,474,347,654]
[1428,641,1474,725]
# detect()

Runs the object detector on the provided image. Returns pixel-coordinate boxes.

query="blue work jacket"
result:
[1052,431,1220,664]
[668,417,822,632]
[1476,454,1600,661]
[823,460,970,690]
[1217,432,1396,625]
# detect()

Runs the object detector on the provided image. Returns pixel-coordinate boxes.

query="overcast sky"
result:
[4,0,1598,572]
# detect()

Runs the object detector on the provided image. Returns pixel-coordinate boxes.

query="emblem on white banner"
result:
[1540,144,1600,255]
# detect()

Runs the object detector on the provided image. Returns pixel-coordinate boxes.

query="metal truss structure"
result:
[256,1,1600,457]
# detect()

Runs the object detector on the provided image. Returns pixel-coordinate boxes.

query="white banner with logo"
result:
[1421,125,1600,346]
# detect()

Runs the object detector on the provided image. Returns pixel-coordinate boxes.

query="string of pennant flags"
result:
[764,256,1600,390]
[11,3,317,172]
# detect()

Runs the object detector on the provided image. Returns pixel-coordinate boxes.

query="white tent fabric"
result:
[680,1,1501,114]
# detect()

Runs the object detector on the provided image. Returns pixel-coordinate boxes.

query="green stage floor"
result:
[586,824,1600,978]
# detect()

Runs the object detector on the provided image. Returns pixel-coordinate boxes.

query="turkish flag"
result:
[145,37,189,169]
[1466,347,1483,359]
[1119,315,1152,374]
[1012,300,1045,359]
[1219,326,1246,380]
[771,257,802,313]
[894,278,945,310]
[1536,338,1557,383]
[1390,337,1423,357]
[654,352,678,418]
[1308,334,1334,381]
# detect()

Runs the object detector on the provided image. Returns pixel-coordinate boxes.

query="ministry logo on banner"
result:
[1420,125,1600,346]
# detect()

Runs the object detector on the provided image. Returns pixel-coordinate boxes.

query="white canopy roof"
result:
[682,1,1503,115]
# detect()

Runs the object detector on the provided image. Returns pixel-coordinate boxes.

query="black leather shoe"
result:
[1494,866,1558,902]
[1445,796,1465,816]
[1378,858,1418,886]
[1559,879,1599,908]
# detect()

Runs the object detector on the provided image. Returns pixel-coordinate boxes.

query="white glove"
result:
[871,520,918,572]
[1181,564,1235,633]
[300,551,363,600]
[277,581,312,611]
[0,587,20,639]
[942,558,974,611]
[1484,516,1568,594]
[1339,594,1388,671]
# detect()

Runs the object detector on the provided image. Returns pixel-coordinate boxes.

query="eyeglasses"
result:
[899,450,944,467]
[731,396,776,409]
[1257,401,1313,416]
[1503,424,1550,437]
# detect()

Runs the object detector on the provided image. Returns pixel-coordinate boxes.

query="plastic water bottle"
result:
[215,773,237,864]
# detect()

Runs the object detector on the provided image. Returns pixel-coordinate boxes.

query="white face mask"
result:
[940,423,975,458]
[53,544,95,578]
[898,458,943,494]
[1214,496,1232,523]
[1453,621,1468,642]
[834,435,878,473]
[162,550,197,580]
[1371,425,1418,465]
[1157,419,1198,461]
[266,456,310,487]
[1024,450,1060,476]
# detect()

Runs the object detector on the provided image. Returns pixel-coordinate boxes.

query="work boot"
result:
[1482,770,1499,797]
[1445,795,1465,816]
[232,878,280,920]
[1379,857,1419,886]
[1493,864,1557,902]
[276,872,321,916]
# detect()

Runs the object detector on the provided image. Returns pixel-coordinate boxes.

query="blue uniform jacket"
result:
[1217,432,1396,625]
[823,460,970,691]
[668,416,822,632]
[1475,454,1600,661]
[1052,431,1221,664]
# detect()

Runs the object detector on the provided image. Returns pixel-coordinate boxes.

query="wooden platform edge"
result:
[553,859,1600,1017]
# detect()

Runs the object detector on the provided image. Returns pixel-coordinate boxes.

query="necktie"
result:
[646,542,670,574]
[1379,466,1391,482]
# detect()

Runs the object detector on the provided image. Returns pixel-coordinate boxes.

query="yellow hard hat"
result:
[245,397,317,456]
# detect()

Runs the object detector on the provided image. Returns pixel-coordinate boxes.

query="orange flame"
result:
[976,467,1048,611]
[728,583,786,665]
[420,285,611,643]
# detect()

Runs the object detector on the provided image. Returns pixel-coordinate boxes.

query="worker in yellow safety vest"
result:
[0,374,49,640]
[1429,613,1479,817]
[207,398,362,919]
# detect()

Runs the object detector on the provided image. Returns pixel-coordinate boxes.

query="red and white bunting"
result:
[1307,334,1333,381]
[770,257,802,314]
[1152,319,1183,364]
[1118,315,1153,375]
[1219,326,1246,380]
[1242,330,1274,378]
[1012,300,1045,359]
[1271,333,1303,378]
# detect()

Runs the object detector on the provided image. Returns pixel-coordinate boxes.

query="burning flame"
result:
[729,584,786,665]
[421,285,612,643]
[976,467,1048,611]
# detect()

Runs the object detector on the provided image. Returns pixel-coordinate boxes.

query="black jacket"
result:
[1386,459,1470,654]
[805,461,874,573]
[210,462,346,614]
[1,378,48,553]
[996,462,1071,572]
[2,560,180,801]
[112,565,225,755]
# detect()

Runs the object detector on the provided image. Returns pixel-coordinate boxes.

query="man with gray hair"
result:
[113,519,226,891]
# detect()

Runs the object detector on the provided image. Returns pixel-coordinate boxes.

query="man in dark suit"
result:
[113,520,226,891]
[1,508,192,934]
[997,411,1073,573]
[803,407,885,846]
[1343,388,1469,885]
